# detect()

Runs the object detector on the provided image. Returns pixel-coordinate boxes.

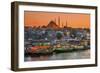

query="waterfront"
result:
[24,13,90,62]
[24,49,90,61]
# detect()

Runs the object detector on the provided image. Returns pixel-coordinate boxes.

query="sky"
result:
[24,11,90,28]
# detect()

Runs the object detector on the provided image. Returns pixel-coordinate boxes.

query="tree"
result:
[56,31,63,40]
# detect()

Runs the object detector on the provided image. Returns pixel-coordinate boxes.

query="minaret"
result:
[58,16,60,27]
[62,22,64,28]
[66,20,67,28]
[54,18,56,24]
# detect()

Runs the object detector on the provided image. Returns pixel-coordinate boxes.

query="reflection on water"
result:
[24,49,90,61]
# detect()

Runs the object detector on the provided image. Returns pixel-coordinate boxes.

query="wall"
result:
[0,0,99,73]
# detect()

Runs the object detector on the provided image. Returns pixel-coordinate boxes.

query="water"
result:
[24,49,90,61]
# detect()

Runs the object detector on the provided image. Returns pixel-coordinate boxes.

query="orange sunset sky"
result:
[24,11,90,28]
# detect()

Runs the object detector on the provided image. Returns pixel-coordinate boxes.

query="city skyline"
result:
[24,11,90,28]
